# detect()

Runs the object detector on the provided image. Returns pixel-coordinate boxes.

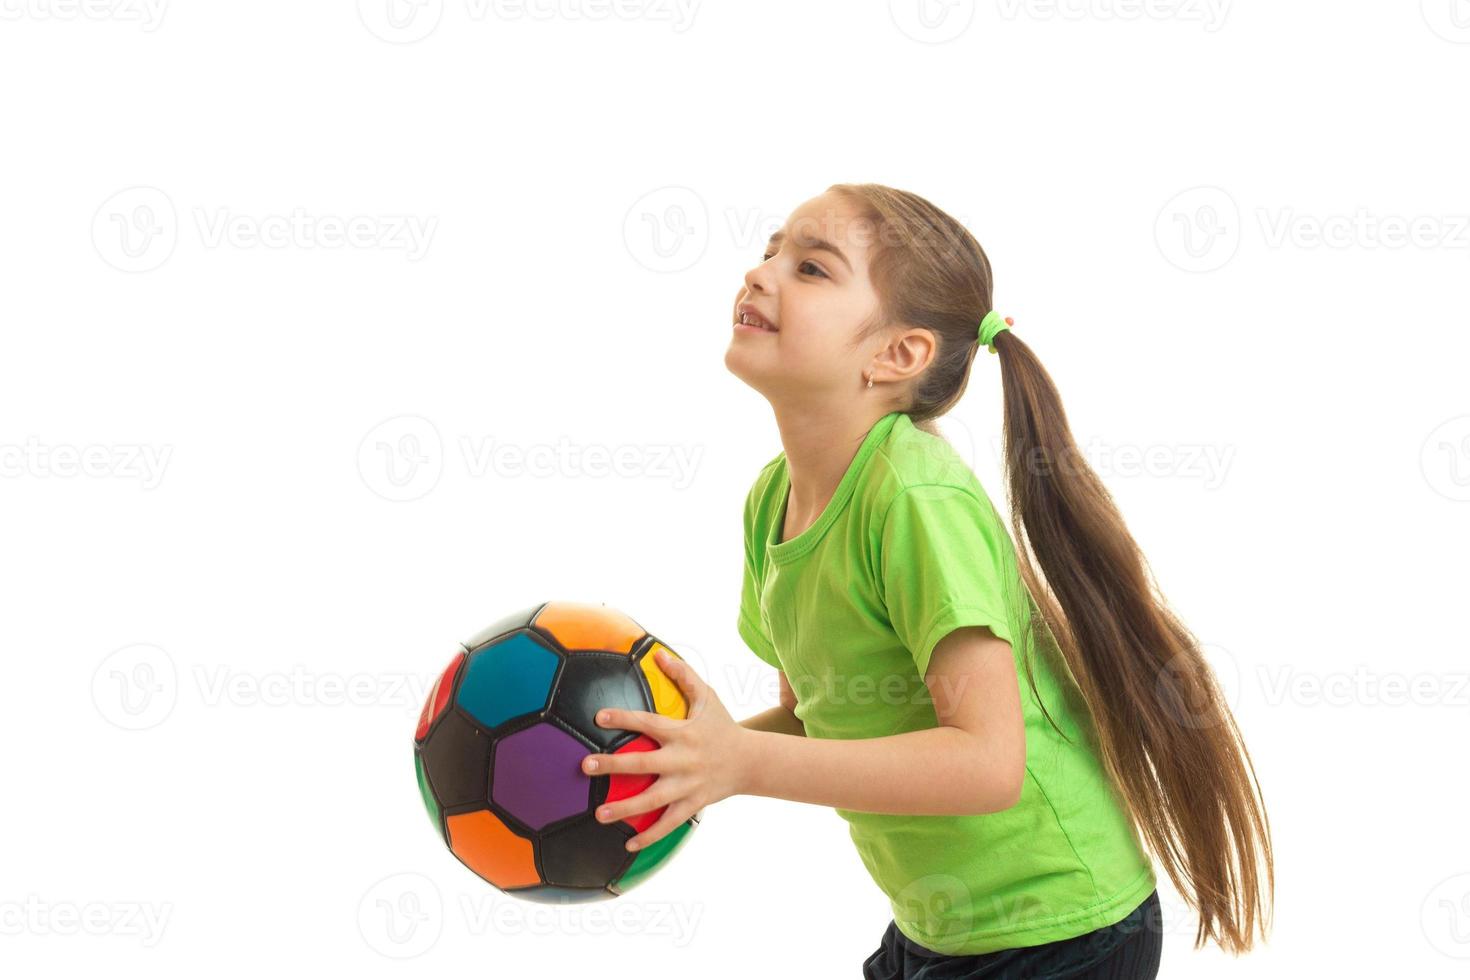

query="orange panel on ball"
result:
[445,810,539,889]
[607,735,665,833]
[638,643,688,719]
[534,602,645,654]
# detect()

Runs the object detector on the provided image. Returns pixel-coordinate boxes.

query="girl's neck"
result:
[771,405,893,535]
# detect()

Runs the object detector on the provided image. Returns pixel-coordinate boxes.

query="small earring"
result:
[865,374,874,390]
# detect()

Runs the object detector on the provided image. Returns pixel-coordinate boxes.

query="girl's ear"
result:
[878,327,938,385]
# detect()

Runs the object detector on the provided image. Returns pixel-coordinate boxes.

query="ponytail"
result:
[991,330,1274,954]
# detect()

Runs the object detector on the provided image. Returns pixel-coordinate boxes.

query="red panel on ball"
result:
[607,735,665,833]
[416,649,465,742]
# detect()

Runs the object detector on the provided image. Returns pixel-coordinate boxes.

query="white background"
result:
[2,1,1468,976]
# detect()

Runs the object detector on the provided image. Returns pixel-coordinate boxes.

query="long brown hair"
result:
[828,182,1274,954]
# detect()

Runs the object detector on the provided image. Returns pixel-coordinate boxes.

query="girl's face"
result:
[724,191,890,407]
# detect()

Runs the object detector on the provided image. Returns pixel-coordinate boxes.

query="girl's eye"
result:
[759,252,827,278]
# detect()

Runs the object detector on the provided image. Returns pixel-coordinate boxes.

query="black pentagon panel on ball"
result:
[504,884,613,905]
[549,652,653,751]
[462,603,548,653]
[539,813,637,889]
[420,709,494,810]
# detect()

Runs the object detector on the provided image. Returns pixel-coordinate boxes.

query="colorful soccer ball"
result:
[413,601,700,903]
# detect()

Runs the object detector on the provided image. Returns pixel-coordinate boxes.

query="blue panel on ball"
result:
[457,631,560,729]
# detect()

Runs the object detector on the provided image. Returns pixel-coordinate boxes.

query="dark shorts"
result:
[861,889,1162,980]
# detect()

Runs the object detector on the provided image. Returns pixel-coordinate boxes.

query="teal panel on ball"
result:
[457,631,560,729]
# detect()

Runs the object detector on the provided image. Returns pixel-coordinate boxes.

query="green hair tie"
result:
[977,310,1012,354]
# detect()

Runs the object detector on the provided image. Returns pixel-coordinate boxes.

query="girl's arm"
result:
[744,626,1024,815]
[737,670,806,737]
[582,628,1026,851]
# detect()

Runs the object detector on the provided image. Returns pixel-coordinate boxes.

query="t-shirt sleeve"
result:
[737,491,781,670]
[877,484,1017,679]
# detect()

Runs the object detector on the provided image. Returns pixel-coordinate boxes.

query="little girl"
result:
[578,183,1273,978]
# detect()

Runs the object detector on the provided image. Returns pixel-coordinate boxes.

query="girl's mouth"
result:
[736,312,778,333]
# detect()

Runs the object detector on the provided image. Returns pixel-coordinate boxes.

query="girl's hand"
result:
[581,648,751,852]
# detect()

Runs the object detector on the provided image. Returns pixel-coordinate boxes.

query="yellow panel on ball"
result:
[639,643,688,719]
[534,601,646,654]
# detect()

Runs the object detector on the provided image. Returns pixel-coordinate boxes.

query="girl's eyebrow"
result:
[766,229,852,273]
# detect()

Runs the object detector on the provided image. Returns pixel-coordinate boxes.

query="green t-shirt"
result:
[737,410,1156,955]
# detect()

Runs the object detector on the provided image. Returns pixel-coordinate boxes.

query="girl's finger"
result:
[655,649,705,704]
[582,745,668,776]
[595,783,673,825]
[626,799,694,853]
[594,707,668,733]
